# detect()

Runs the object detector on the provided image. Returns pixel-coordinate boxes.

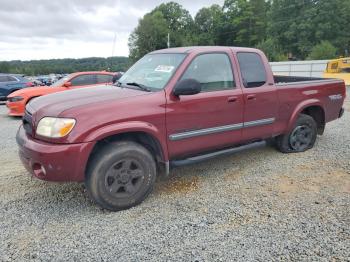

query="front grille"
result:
[23,110,33,136]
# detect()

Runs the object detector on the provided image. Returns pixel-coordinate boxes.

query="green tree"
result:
[268,0,316,59]
[267,0,350,59]
[307,41,337,60]
[128,2,195,61]
[152,2,195,47]
[152,2,193,32]
[194,5,223,45]
[249,0,270,45]
[0,57,129,75]
[311,0,350,56]
[221,0,269,47]
[256,38,287,61]
[128,11,168,62]
[0,62,10,73]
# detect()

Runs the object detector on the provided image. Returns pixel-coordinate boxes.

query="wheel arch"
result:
[26,95,40,105]
[8,89,20,95]
[300,106,325,135]
[288,99,325,135]
[85,123,169,178]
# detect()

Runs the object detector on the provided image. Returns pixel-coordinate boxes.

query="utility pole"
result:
[167,32,170,48]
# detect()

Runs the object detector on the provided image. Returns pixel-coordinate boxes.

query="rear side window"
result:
[0,76,8,82]
[237,52,266,88]
[330,62,338,70]
[96,74,113,84]
[70,75,96,86]
[0,76,17,82]
[7,76,18,82]
[181,53,235,92]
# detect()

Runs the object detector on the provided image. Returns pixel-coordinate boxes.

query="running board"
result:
[170,141,266,168]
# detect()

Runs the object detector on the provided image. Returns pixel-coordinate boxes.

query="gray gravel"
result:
[0,91,349,261]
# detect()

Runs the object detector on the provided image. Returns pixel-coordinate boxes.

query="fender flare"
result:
[84,121,169,161]
[287,99,324,131]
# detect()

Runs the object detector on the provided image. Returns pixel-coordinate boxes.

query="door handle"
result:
[227,96,238,102]
[247,94,256,101]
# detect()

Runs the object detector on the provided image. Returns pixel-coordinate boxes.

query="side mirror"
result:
[173,78,201,96]
[112,73,122,84]
[63,82,72,88]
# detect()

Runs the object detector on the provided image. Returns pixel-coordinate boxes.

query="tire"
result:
[275,114,317,153]
[86,141,156,211]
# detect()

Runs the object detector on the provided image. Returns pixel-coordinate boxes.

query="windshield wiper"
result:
[125,82,152,92]
[115,80,122,87]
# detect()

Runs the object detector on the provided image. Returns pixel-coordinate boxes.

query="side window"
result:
[96,74,113,84]
[330,62,338,70]
[70,75,96,86]
[181,53,235,92]
[237,52,267,88]
[0,76,8,82]
[7,76,18,82]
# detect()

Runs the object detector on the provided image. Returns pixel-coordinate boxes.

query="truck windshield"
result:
[118,53,186,90]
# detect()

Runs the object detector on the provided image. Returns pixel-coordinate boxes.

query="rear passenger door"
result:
[166,52,244,159]
[236,52,278,141]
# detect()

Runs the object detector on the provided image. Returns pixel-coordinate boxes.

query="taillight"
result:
[26,82,33,87]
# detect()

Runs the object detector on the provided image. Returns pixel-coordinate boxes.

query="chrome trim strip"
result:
[169,123,243,141]
[276,79,343,86]
[168,118,275,141]
[243,117,275,128]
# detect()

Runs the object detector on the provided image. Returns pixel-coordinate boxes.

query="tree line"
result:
[0,57,130,76]
[1,0,349,75]
[129,0,350,62]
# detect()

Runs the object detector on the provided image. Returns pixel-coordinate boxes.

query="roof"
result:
[150,46,261,54]
[69,71,116,76]
[0,73,25,76]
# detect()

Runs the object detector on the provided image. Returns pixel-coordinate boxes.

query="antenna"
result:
[167,32,170,48]
[111,32,117,57]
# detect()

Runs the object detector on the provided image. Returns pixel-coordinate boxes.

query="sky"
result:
[0,0,224,61]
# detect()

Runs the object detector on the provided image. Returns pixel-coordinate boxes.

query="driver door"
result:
[69,74,97,88]
[166,52,244,159]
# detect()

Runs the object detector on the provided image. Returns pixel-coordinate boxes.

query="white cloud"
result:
[0,0,224,61]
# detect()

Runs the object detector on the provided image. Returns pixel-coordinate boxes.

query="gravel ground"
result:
[0,91,349,261]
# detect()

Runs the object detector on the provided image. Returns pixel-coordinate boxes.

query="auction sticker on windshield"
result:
[155,65,174,73]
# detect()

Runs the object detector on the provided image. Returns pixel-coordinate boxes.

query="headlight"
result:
[8,96,24,102]
[36,117,76,138]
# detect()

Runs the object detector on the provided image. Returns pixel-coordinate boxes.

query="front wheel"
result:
[276,114,317,153]
[86,141,156,211]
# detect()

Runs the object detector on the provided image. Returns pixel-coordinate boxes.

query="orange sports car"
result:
[6,71,116,116]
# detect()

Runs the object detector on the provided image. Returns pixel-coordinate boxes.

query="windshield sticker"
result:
[155,65,174,73]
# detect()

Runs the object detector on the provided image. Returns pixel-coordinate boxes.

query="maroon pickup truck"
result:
[17,46,346,211]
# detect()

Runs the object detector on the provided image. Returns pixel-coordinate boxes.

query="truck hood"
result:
[8,85,55,98]
[27,85,148,117]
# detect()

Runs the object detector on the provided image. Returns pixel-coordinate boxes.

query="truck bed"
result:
[274,75,340,86]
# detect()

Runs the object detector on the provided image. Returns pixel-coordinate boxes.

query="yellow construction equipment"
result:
[323,57,350,85]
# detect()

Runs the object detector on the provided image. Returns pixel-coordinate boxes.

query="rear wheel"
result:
[86,141,156,211]
[276,114,317,153]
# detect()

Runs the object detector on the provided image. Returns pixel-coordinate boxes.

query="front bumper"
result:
[16,125,95,182]
[6,101,24,116]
